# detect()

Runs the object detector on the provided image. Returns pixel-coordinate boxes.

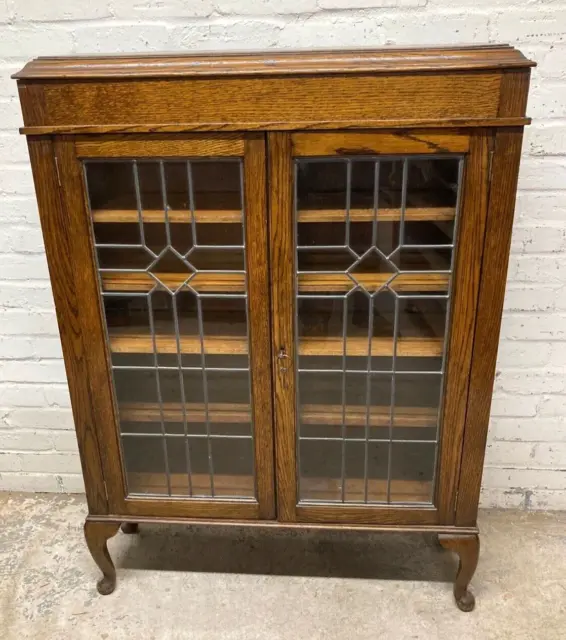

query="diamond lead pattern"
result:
[296,156,464,506]
[86,157,255,501]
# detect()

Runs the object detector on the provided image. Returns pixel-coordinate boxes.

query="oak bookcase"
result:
[14,45,533,611]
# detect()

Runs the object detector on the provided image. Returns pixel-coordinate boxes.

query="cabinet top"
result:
[13,45,534,80]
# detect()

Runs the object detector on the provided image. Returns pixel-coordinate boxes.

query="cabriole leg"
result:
[84,520,120,595]
[438,533,480,612]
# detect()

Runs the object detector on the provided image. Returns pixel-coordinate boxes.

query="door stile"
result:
[268,132,298,521]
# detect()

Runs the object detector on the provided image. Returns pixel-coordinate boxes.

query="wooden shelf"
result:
[120,402,252,424]
[102,272,246,293]
[127,472,255,497]
[93,208,242,224]
[109,331,442,357]
[297,206,455,223]
[93,206,454,225]
[126,472,431,503]
[300,404,438,428]
[119,401,437,428]
[300,477,432,503]
[300,336,443,357]
[110,332,248,355]
[101,271,448,293]
[299,272,449,293]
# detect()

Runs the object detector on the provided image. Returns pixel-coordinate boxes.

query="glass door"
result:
[70,134,274,519]
[270,131,489,525]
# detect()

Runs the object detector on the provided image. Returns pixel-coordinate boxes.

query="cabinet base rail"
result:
[84,515,479,610]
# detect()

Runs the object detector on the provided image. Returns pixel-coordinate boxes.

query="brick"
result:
[490,393,540,418]
[0,98,24,133]
[510,224,566,254]
[0,133,31,163]
[539,394,566,417]
[494,369,566,395]
[490,9,566,44]
[72,24,173,55]
[518,157,566,190]
[0,253,49,281]
[489,417,566,442]
[13,1,111,21]
[536,46,566,81]
[482,467,565,490]
[479,487,527,510]
[0,471,61,493]
[0,336,63,360]
[0,309,59,336]
[507,255,566,285]
[514,191,566,223]
[485,441,566,468]
[113,0,214,18]
[0,451,22,471]
[57,473,85,493]
[502,285,557,312]
[0,66,21,98]
[0,163,34,195]
[527,81,566,119]
[528,489,566,510]
[173,19,284,50]
[0,430,52,451]
[4,408,74,430]
[0,25,74,58]
[50,430,79,452]
[0,383,71,408]
[0,282,55,311]
[318,0,425,8]
[496,340,552,368]
[19,452,82,474]
[0,359,67,383]
[500,312,566,340]
[0,225,45,254]
[0,197,40,225]
[525,122,566,156]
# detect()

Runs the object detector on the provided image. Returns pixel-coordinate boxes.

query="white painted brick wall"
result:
[0,0,565,510]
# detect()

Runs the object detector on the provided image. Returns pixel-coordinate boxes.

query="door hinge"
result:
[54,155,62,187]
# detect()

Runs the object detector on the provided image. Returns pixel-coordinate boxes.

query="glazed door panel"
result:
[270,131,490,525]
[62,134,274,519]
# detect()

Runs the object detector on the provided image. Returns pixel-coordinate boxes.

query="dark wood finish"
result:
[16,46,533,607]
[84,520,120,595]
[436,132,490,522]
[269,132,297,522]
[438,534,480,612]
[456,129,525,527]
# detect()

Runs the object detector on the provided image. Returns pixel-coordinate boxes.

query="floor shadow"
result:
[116,525,456,583]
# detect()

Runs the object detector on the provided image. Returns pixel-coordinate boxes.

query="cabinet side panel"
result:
[268,132,297,521]
[436,132,490,523]
[456,129,524,526]
[27,137,108,513]
[53,138,126,510]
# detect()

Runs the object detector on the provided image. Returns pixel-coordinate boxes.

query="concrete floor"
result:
[0,493,564,640]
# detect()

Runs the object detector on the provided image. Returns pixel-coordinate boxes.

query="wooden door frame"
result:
[268,129,491,525]
[42,132,275,519]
